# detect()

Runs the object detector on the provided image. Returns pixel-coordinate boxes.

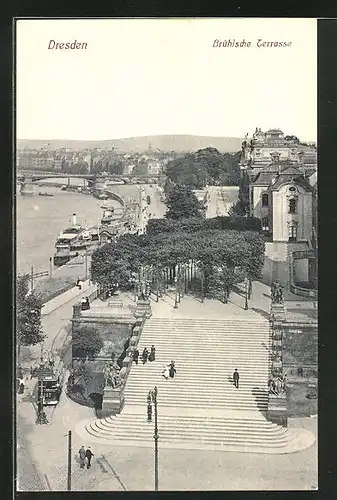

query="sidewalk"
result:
[20,280,97,372]
[149,281,271,321]
[42,280,96,315]
[17,279,317,491]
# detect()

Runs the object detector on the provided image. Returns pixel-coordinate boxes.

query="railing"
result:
[289,248,317,299]
[289,283,317,298]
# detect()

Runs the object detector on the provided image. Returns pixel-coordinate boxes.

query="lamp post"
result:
[85,247,88,280]
[174,276,178,309]
[147,387,159,491]
[36,377,48,425]
[67,430,72,491]
[244,277,249,310]
[201,270,205,303]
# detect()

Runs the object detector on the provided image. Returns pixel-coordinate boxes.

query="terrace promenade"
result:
[17,280,317,491]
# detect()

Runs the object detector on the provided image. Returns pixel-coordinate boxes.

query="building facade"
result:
[240,129,317,291]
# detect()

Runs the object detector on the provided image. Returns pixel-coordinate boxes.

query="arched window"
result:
[289,198,297,213]
[262,193,269,206]
[262,217,269,231]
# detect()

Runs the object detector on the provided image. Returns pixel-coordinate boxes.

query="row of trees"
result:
[164,147,241,191]
[91,226,265,296]
[16,275,44,359]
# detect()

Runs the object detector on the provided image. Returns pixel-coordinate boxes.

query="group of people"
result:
[268,374,287,395]
[133,345,156,364]
[132,345,177,380]
[162,361,177,380]
[78,446,94,469]
[80,296,90,311]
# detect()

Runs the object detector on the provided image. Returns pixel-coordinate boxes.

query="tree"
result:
[91,160,105,175]
[231,170,250,216]
[165,184,205,220]
[132,162,148,176]
[165,155,207,189]
[72,161,89,174]
[109,161,125,175]
[16,275,45,359]
[285,135,300,144]
[72,326,103,359]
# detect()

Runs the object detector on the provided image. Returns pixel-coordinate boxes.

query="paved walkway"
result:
[20,280,97,371]
[17,278,317,491]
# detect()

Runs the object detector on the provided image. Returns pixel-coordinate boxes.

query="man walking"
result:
[133,348,139,365]
[78,446,86,469]
[233,369,240,389]
[85,447,94,469]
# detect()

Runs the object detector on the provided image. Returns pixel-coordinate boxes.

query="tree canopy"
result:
[164,183,205,220]
[91,224,265,292]
[72,326,104,359]
[230,170,250,216]
[164,148,241,189]
[16,275,45,356]
[132,162,148,176]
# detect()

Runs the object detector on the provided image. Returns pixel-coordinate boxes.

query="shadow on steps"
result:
[252,386,269,414]
[251,307,270,321]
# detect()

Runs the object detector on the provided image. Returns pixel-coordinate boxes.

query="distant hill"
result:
[17,135,243,153]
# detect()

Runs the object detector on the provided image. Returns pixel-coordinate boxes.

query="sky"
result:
[16,18,317,142]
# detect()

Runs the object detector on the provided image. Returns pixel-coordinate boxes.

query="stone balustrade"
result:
[101,318,145,414]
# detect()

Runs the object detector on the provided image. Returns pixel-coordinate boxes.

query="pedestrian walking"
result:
[169,361,176,379]
[233,369,239,389]
[81,296,87,310]
[149,345,156,362]
[76,278,82,290]
[133,348,139,365]
[78,446,86,469]
[142,347,149,364]
[162,364,170,380]
[18,378,25,394]
[85,447,94,469]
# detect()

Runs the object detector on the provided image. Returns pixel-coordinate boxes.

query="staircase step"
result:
[87,315,283,452]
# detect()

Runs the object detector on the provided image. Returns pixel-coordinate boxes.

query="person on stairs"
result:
[162,364,170,380]
[233,369,239,388]
[133,348,139,365]
[78,446,86,469]
[169,361,176,379]
[142,347,149,364]
[85,446,94,469]
[148,345,156,362]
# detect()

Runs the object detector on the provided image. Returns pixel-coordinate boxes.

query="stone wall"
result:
[72,316,136,365]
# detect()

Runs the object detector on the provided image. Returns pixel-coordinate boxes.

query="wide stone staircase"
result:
[83,317,297,452]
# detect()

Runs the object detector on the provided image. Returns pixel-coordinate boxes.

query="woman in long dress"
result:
[142,347,149,364]
[162,364,170,380]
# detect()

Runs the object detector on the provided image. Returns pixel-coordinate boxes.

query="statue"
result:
[271,281,283,304]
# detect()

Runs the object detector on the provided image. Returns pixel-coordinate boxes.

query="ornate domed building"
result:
[239,129,317,295]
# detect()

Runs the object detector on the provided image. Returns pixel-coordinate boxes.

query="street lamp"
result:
[147,387,159,491]
[174,276,178,309]
[244,277,249,310]
[201,271,205,303]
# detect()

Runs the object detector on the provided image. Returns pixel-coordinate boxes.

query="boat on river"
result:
[38,192,54,197]
[53,214,100,266]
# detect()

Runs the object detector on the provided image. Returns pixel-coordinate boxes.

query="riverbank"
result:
[33,253,93,303]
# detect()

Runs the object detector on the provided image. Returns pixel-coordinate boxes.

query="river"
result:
[16,181,105,275]
[16,178,166,276]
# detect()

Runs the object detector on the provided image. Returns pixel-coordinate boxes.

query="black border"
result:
[3,8,337,500]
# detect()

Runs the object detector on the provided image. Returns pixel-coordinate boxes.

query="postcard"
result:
[15,17,317,491]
